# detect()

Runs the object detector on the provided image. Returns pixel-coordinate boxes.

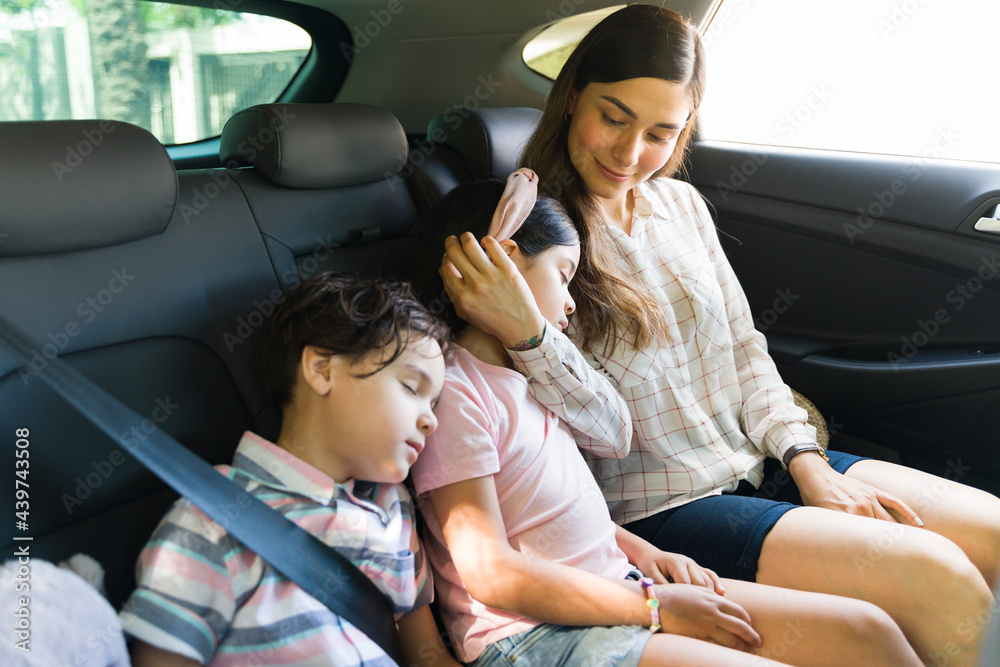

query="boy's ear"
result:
[300,345,335,397]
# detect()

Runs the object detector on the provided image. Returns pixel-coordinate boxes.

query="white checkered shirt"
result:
[516,178,816,524]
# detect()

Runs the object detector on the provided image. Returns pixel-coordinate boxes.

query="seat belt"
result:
[0,312,405,665]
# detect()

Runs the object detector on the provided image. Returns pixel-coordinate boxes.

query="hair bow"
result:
[486,168,538,242]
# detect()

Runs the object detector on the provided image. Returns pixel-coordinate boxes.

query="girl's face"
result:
[509,242,580,332]
[566,77,691,207]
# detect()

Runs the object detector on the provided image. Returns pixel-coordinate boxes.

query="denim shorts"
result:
[470,623,652,667]
[623,450,867,582]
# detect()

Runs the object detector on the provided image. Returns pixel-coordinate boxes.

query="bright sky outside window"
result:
[699,0,1000,164]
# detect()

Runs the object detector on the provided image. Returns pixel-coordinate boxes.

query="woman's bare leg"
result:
[757,506,994,667]
[845,459,1000,587]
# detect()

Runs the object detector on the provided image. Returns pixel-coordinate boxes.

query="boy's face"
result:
[322,335,446,484]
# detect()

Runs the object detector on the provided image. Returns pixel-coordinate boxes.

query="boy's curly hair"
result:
[262,272,451,414]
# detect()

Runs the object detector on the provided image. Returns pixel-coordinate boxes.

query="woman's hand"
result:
[653,583,760,653]
[789,453,924,526]
[439,232,546,348]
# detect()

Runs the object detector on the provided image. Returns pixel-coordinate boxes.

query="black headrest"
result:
[427,107,542,180]
[0,120,177,257]
[219,103,408,189]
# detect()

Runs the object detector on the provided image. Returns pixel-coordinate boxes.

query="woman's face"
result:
[509,242,580,332]
[566,77,691,206]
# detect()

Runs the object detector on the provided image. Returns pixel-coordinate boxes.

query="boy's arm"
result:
[121,499,241,665]
[131,640,201,667]
[398,605,462,667]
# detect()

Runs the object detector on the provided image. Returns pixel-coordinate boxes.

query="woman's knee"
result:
[843,600,916,663]
[912,532,990,592]
[850,600,904,640]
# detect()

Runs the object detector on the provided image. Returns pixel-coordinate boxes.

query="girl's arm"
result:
[441,233,632,458]
[429,473,760,649]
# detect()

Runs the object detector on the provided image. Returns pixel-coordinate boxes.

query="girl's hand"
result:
[654,583,761,652]
[614,526,724,594]
[790,453,924,527]
[637,550,725,595]
[439,232,546,348]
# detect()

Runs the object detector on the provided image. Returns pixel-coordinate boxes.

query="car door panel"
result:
[688,141,1000,493]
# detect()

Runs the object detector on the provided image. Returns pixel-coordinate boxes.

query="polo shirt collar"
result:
[230,431,349,506]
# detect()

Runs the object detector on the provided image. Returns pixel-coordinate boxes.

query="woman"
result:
[439,5,1000,666]
[412,171,918,666]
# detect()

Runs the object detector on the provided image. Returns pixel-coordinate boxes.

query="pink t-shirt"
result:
[411,348,634,663]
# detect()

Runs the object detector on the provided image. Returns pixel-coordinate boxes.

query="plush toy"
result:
[0,553,130,667]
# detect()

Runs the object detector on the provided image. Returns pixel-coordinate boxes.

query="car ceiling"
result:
[290,0,718,132]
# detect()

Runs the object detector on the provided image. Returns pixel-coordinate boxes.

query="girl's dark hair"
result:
[412,179,579,334]
[521,4,704,355]
[261,272,451,414]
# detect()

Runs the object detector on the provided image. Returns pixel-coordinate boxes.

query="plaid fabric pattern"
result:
[557,178,817,524]
[121,431,430,666]
[508,321,633,459]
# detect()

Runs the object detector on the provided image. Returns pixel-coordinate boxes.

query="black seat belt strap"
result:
[0,312,405,664]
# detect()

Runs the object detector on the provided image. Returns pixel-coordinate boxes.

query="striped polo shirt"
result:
[120,431,431,666]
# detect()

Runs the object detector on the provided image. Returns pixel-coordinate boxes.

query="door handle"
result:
[975,204,1000,235]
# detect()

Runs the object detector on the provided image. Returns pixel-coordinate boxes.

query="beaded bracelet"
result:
[640,577,661,633]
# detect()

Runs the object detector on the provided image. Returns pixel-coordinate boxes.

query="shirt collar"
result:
[230,431,349,506]
[632,181,658,219]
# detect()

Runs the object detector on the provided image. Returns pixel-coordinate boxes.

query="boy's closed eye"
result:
[402,363,443,407]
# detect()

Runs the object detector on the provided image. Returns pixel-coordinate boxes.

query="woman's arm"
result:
[441,233,632,458]
[429,473,759,650]
[506,320,632,458]
[688,185,920,525]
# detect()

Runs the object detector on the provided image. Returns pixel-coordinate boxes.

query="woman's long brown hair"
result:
[521,4,706,356]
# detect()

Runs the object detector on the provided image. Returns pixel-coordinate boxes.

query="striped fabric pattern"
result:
[120,431,430,666]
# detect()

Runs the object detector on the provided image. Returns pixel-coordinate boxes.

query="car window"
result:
[0,0,311,145]
[699,0,1000,164]
[522,6,623,79]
